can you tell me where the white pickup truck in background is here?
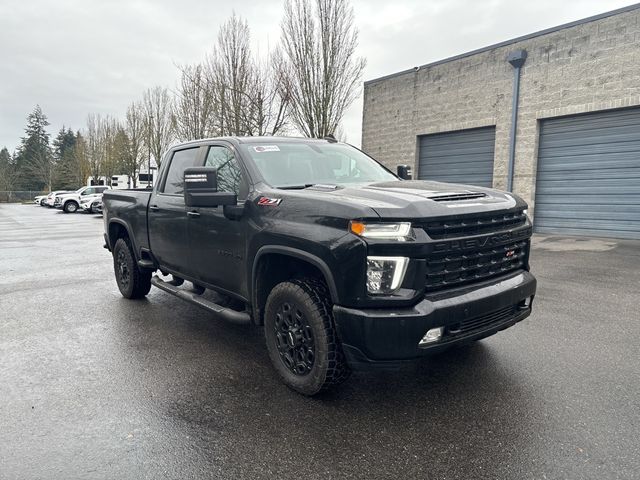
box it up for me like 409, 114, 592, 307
54, 186, 110, 213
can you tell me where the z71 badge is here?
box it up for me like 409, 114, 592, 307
257, 197, 282, 206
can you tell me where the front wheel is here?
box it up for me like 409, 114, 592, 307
264, 278, 350, 395
63, 201, 78, 213
113, 238, 152, 299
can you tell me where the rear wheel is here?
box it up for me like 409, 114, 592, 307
113, 238, 152, 299
264, 278, 350, 395
63, 201, 78, 213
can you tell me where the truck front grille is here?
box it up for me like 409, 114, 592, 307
422, 209, 527, 240
425, 239, 529, 292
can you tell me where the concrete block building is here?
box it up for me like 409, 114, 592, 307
361, 4, 640, 239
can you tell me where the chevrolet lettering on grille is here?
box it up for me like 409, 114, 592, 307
432, 226, 531, 253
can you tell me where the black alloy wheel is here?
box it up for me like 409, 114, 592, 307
112, 238, 152, 299
273, 301, 316, 376
264, 278, 350, 395
116, 247, 130, 291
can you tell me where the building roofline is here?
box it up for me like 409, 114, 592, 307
364, 2, 640, 86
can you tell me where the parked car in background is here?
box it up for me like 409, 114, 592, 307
46, 190, 74, 207
80, 195, 103, 214
34, 195, 47, 206
54, 186, 110, 213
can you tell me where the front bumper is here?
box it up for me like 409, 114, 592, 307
333, 271, 536, 370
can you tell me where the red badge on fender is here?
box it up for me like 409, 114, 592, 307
258, 197, 282, 206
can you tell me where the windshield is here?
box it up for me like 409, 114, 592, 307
239, 142, 396, 188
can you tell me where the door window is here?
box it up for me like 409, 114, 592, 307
205, 146, 247, 199
162, 148, 200, 195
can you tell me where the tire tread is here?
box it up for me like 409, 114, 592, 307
113, 237, 152, 299
265, 277, 350, 395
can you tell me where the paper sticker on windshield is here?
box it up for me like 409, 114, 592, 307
253, 145, 280, 153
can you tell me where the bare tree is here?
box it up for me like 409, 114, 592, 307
245, 50, 289, 136
207, 13, 254, 136
203, 13, 290, 137
100, 116, 121, 185
124, 101, 146, 187
279, 0, 365, 138
173, 63, 218, 141
85, 114, 102, 184
142, 86, 174, 166
71, 132, 90, 187
84, 114, 120, 185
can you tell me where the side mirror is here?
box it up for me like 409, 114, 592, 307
184, 167, 237, 207
397, 165, 412, 180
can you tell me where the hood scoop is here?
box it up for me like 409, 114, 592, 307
428, 192, 487, 202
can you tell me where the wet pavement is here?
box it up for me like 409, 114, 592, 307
1, 203, 638, 479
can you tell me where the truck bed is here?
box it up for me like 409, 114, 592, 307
103, 189, 152, 253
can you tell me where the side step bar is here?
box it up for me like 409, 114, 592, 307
151, 276, 251, 325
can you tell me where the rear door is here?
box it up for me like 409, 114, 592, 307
187, 143, 250, 297
148, 146, 202, 274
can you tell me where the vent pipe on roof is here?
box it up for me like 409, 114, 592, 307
506, 49, 527, 192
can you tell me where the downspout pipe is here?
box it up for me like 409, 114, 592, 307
506, 49, 527, 192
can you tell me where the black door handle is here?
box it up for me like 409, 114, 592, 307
187, 211, 200, 218
149, 205, 160, 212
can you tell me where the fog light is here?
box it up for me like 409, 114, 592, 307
419, 327, 444, 346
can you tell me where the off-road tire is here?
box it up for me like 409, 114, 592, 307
63, 201, 78, 213
113, 238, 152, 299
264, 278, 351, 395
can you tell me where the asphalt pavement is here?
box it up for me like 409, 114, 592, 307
1, 203, 638, 480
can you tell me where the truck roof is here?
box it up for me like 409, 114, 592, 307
172, 136, 339, 149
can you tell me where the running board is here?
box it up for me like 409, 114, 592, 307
151, 276, 251, 324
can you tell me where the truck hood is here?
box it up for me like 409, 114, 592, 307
294, 180, 525, 219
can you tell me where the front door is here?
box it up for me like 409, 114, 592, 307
187, 144, 249, 297
147, 146, 201, 274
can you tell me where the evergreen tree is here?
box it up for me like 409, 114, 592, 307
0, 147, 14, 191
14, 105, 52, 191
52, 127, 79, 189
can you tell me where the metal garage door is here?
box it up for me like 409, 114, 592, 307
534, 108, 640, 239
418, 126, 495, 187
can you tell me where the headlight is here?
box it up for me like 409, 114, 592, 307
366, 256, 409, 294
350, 221, 412, 240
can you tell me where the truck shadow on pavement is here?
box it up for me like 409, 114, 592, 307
110, 292, 540, 478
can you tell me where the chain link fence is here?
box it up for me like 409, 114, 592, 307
0, 191, 46, 203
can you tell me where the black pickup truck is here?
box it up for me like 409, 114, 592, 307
103, 136, 536, 395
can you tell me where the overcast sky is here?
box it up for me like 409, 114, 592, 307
0, 0, 635, 152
